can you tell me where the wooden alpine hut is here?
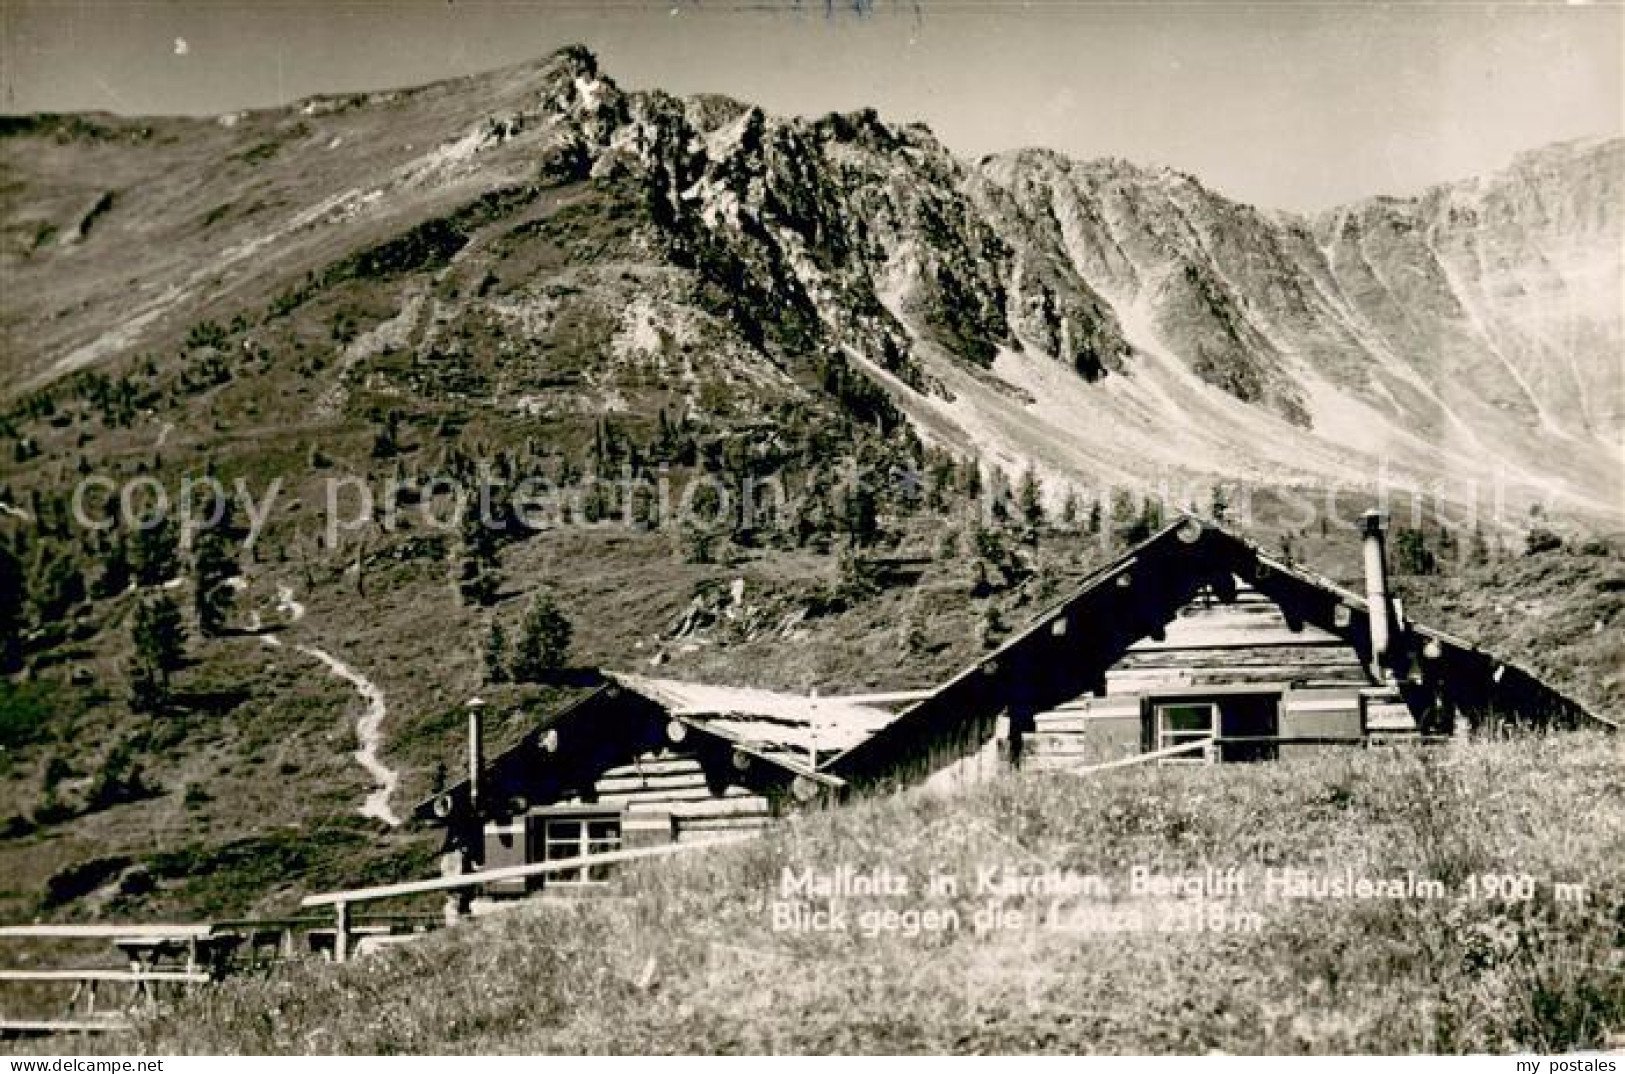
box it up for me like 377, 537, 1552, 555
824, 512, 1603, 790
416, 513, 1604, 891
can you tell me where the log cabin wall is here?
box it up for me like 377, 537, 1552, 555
559, 749, 775, 842
481, 746, 777, 893
1025, 697, 1140, 771
1022, 579, 1370, 769
1104, 582, 1369, 693
918, 715, 1013, 794
472, 691, 793, 892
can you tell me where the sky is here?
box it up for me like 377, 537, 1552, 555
2, 1, 1620, 211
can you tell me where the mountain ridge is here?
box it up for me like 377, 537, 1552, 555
2, 45, 1620, 518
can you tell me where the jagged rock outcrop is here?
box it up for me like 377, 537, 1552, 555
3, 46, 1618, 515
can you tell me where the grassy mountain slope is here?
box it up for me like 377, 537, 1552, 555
111, 733, 1625, 1055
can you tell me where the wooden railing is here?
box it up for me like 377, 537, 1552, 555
299, 834, 758, 962
0, 930, 217, 1037
1067, 732, 1428, 776
0, 924, 211, 940
0, 970, 208, 984
0, 914, 428, 1033
1, 833, 762, 1031
1070, 737, 1216, 774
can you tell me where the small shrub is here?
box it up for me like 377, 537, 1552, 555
43, 855, 133, 908
1525, 527, 1564, 556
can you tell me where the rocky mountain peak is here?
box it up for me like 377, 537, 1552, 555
2, 53, 1617, 518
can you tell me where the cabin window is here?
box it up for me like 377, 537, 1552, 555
540, 814, 622, 883
1155, 702, 1217, 763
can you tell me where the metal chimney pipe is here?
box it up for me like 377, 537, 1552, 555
1359, 511, 1394, 677
467, 696, 485, 820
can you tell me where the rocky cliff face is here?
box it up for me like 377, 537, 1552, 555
4, 47, 1618, 516
972, 140, 1621, 513
1312, 138, 1623, 472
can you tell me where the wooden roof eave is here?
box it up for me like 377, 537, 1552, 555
1218, 532, 1607, 729
413, 683, 845, 826
663, 714, 846, 789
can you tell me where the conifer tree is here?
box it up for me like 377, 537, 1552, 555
128, 595, 185, 711
0, 545, 24, 673
987, 467, 1012, 525
133, 595, 185, 675
1468, 523, 1491, 567
484, 620, 510, 684
455, 494, 501, 606
842, 476, 879, 547
192, 530, 236, 635
1017, 465, 1045, 531
511, 591, 573, 682
35, 557, 85, 621
130, 517, 179, 587
1058, 488, 1079, 529
94, 536, 131, 599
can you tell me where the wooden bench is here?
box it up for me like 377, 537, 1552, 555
114, 934, 239, 979
0, 924, 220, 1031
0, 968, 207, 1029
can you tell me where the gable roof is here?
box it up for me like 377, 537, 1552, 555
411, 675, 855, 825
607, 673, 900, 764
823, 516, 1607, 789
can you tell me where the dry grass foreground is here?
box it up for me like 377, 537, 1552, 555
123, 733, 1622, 1054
